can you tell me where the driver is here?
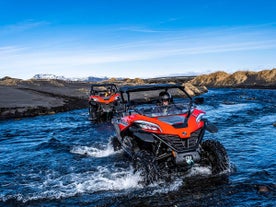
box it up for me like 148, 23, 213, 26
153, 91, 174, 114
159, 91, 171, 106
105, 87, 113, 97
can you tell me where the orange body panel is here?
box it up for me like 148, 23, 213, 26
118, 108, 205, 138
89, 93, 119, 104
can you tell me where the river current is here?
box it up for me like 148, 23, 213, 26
0, 88, 275, 206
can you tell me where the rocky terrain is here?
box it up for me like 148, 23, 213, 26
1, 68, 275, 120
0, 78, 89, 120
0, 76, 205, 120
190, 68, 276, 88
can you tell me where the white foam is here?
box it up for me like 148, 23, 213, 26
187, 165, 212, 177
75, 168, 142, 193
0, 163, 222, 203
70, 142, 121, 157
151, 178, 183, 194
1, 139, 228, 204
1, 166, 143, 203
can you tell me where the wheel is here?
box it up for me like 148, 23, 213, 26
133, 150, 161, 185
200, 140, 229, 175
88, 105, 97, 120
122, 136, 139, 156
110, 136, 121, 151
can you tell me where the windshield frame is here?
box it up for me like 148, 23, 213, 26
119, 84, 193, 117
134, 101, 191, 117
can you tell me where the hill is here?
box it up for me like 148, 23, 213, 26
190, 69, 276, 88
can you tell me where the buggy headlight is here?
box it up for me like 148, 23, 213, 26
93, 98, 99, 101
135, 120, 162, 132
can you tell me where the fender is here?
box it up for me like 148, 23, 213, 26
129, 126, 155, 142
134, 132, 155, 143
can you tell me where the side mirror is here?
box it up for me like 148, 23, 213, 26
205, 120, 218, 133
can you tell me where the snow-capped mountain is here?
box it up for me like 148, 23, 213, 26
32, 74, 108, 82
33, 74, 68, 80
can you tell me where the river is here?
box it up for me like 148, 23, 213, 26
0, 88, 275, 206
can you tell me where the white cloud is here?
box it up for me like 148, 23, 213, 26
1, 20, 50, 33
1, 24, 276, 79
116, 26, 163, 33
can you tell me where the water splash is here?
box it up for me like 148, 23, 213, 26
75, 167, 143, 193
0, 166, 143, 203
188, 165, 212, 177
70, 140, 121, 157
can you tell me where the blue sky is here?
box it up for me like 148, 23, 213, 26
0, 0, 276, 79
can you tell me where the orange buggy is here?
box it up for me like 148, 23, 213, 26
112, 84, 229, 184
88, 84, 119, 122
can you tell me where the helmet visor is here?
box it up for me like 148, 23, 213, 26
161, 94, 170, 101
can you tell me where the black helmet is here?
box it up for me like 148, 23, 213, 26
159, 91, 171, 102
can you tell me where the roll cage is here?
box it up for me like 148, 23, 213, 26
118, 84, 194, 117
119, 83, 192, 104
90, 83, 118, 96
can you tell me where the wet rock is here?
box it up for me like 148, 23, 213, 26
246, 97, 257, 100
222, 101, 236, 105
194, 97, 204, 104
257, 185, 270, 193
183, 82, 208, 97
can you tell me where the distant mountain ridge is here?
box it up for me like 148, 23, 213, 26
4, 69, 276, 88
189, 69, 276, 88
33, 74, 108, 82
32, 73, 197, 83
33, 74, 67, 80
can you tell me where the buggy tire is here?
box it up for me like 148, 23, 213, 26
133, 150, 160, 185
200, 140, 229, 175
122, 136, 139, 156
88, 105, 97, 120
111, 136, 122, 151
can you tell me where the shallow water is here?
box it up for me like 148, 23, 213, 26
0, 88, 275, 206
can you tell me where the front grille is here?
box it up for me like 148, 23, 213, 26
101, 104, 113, 112
157, 129, 202, 152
